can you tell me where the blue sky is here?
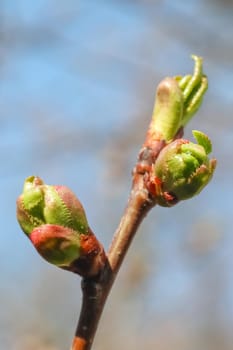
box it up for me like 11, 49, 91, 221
1, 1, 233, 348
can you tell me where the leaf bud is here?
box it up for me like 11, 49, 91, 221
151, 77, 183, 142
17, 176, 106, 277
153, 131, 216, 206
17, 176, 89, 236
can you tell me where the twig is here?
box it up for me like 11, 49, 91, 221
71, 139, 162, 350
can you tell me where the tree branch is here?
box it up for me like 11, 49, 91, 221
71, 168, 156, 350
70, 126, 170, 349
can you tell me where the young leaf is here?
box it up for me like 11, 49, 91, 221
192, 130, 212, 154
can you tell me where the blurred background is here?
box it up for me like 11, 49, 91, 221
1, 1, 233, 349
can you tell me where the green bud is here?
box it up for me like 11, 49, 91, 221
17, 176, 106, 277
153, 131, 216, 206
152, 77, 183, 141
149, 56, 208, 144
17, 176, 89, 236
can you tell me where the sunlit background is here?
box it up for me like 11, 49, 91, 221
1, 1, 233, 349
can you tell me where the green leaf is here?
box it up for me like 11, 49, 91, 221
192, 130, 212, 154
